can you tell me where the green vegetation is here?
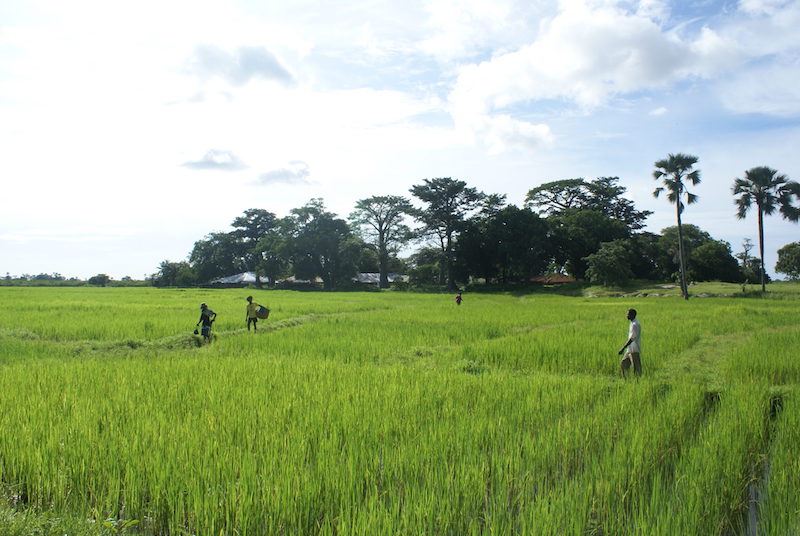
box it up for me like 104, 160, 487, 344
1, 285, 798, 534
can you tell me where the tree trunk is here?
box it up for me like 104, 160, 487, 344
438, 235, 447, 286
676, 203, 689, 300
378, 253, 389, 289
758, 206, 766, 293
445, 235, 457, 291
378, 233, 389, 289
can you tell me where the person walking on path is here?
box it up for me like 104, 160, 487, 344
196, 302, 217, 343
618, 308, 642, 378
246, 296, 263, 332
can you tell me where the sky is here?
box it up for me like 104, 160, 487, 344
1, 0, 799, 280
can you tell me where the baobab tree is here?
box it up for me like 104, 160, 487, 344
350, 195, 413, 288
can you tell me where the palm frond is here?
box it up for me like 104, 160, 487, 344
780, 203, 800, 222
735, 197, 750, 219
732, 178, 752, 195
735, 167, 800, 223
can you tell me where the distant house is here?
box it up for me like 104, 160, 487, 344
352, 273, 409, 285
208, 272, 266, 287
282, 276, 324, 284
529, 274, 576, 284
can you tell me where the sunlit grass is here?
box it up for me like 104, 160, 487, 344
0, 286, 798, 534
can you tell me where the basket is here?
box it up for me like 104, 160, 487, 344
256, 306, 270, 319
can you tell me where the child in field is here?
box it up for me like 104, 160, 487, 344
196, 303, 216, 343
245, 296, 263, 332
455, 292, 462, 305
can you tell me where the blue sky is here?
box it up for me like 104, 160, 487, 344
1, 0, 799, 279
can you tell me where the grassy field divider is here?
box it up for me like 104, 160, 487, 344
509, 382, 712, 534
625, 383, 772, 535
754, 389, 799, 534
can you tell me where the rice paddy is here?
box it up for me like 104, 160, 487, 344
0, 286, 798, 535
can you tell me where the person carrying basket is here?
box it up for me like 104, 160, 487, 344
246, 296, 269, 332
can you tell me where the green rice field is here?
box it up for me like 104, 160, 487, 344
1, 285, 799, 535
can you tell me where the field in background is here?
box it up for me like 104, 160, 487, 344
0, 286, 798, 535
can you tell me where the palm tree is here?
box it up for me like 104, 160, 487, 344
653, 153, 701, 300
732, 166, 800, 292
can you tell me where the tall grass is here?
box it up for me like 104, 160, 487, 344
0, 286, 799, 534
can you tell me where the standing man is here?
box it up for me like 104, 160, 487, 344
618, 308, 642, 378
245, 296, 262, 332
196, 302, 217, 343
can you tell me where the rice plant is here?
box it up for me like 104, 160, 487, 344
0, 286, 798, 534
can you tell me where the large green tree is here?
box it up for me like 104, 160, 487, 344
152, 261, 196, 287
230, 209, 278, 285
549, 210, 629, 279
189, 232, 244, 283
526, 177, 650, 232
732, 166, 800, 292
349, 195, 413, 288
584, 240, 634, 286
284, 199, 365, 290
626, 233, 662, 280
525, 179, 587, 215
657, 224, 712, 282
254, 220, 293, 287
775, 242, 800, 280
409, 178, 485, 289
653, 153, 701, 300
584, 176, 652, 231
455, 204, 550, 284
688, 240, 741, 283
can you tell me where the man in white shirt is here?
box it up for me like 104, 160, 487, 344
618, 308, 642, 378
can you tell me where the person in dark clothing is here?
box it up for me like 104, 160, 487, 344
196, 302, 217, 343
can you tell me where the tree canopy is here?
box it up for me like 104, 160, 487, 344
526, 177, 651, 231
410, 178, 486, 289
776, 242, 800, 280
152, 159, 795, 290
350, 195, 413, 288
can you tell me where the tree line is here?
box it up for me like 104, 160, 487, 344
152, 154, 800, 293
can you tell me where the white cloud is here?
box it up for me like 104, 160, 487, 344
650, 106, 668, 115
729, 0, 800, 56
738, 0, 793, 15
489, 116, 553, 154
419, 0, 516, 60
186, 44, 295, 87
636, 0, 671, 22
446, 0, 749, 152
720, 58, 800, 116
257, 161, 312, 185
182, 150, 247, 171
451, 1, 742, 110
